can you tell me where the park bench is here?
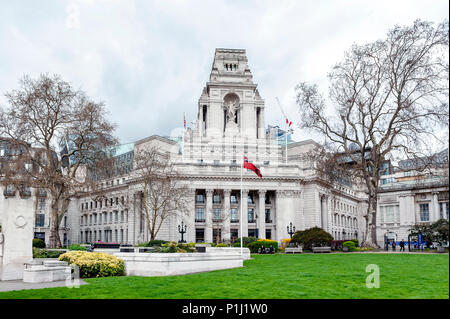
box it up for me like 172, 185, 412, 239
285, 247, 303, 254
258, 247, 275, 254
312, 246, 331, 253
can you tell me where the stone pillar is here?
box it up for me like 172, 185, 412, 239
185, 189, 196, 243
320, 194, 329, 232
205, 189, 214, 243
0, 193, 35, 280
432, 192, 440, 221
240, 189, 249, 238
128, 192, 140, 245
223, 189, 231, 242
257, 189, 266, 239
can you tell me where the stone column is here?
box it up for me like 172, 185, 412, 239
128, 192, 140, 245
185, 189, 196, 243
320, 194, 328, 232
240, 189, 249, 237
432, 192, 440, 221
257, 189, 266, 239
205, 189, 214, 243
223, 189, 231, 242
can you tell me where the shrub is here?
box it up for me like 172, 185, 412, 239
148, 240, 168, 247
232, 237, 258, 247
68, 244, 88, 251
33, 248, 66, 258
291, 227, 333, 251
343, 241, 356, 251
350, 239, 359, 247
215, 243, 229, 247
58, 251, 125, 278
154, 241, 196, 253
247, 240, 279, 253
331, 240, 346, 250
32, 238, 46, 248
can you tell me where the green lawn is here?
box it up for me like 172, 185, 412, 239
0, 253, 448, 299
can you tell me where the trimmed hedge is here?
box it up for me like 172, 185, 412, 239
33, 248, 66, 258
154, 241, 196, 253
58, 251, 125, 278
232, 237, 258, 247
343, 241, 356, 251
148, 240, 169, 247
247, 240, 279, 253
32, 238, 46, 248
215, 243, 229, 247
68, 244, 88, 251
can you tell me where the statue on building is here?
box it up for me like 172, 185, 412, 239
225, 99, 238, 123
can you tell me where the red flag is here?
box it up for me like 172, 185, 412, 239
243, 156, 262, 178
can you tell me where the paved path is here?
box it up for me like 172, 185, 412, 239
0, 279, 88, 292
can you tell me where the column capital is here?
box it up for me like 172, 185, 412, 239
241, 189, 249, 195
258, 189, 267, 195
206, 189, 214, 196
223, 189, 231, 196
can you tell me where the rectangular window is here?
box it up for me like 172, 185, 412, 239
230, 194, 238, 204
265, 209, 271, 223
35, 214, 45, 227
37, 198, 46, 210
213, 208, 221, 221
213, 194, 221, 204
230, 208, 238, 222
381, 205, 399, 223
115, 211, 118, 223
265, 229, 272, 240
265, 193, 271, 204
420, 203, 429, 222
195, 208, 205, 222
248, 208, 255, 223
248, 194, 254, 204
195, 228, 205, 243
230, 229, 238, 242
196, 194, 204, 203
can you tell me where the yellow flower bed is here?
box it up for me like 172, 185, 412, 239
58, 251, 125, 278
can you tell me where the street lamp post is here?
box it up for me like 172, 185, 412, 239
287, 222, 296, 239
178, 221, 187, 243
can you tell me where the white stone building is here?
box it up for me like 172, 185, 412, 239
376, 150, 449, 246
62, 48, 368, 246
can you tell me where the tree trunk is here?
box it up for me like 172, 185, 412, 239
48, 200, 61, 248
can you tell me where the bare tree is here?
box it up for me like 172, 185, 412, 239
295, 20, 449, 247
132, 146, 190, 241
0, 74, 117, 248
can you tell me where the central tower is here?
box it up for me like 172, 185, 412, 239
197, 48, 265, 140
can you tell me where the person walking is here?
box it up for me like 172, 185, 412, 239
400, 239, 405, 252
392, 241, 396, 251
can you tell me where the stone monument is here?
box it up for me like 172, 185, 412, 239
0, 191, 35, 281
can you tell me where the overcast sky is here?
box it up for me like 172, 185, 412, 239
0, 0, 448, 144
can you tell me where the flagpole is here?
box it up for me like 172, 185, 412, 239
182, 112, 185, 162
240, 155, 243, 257
285, 121, 288, 165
